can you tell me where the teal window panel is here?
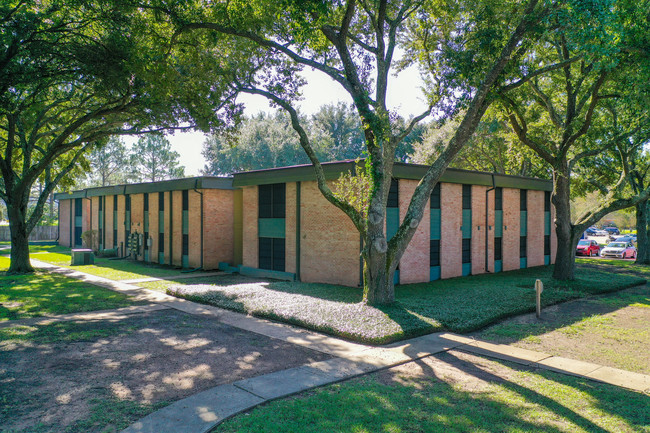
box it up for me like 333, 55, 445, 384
258, 218, 286, 238
182, 255, 189, 268
494, 211, 503, 237
113, 211, 117, 229
98, 213, 103, 229
544, 255, 550, 265
520, 257, 527, 269
430, 266, 441, 281
144, 251, 149, 262
125, 210, 131, 226
182, 210, 189, 234
544, 211, 551, 236
393, 269, 399, 285
159, 211, 164, 232
494, 260, 502, 273
520, 211, 527, 236
430, 209, 441, 240
158, 252, 164, 265
144, 212, 149, 232
75, 216, 82, 227
462, 209, 472, 239
462, 263, 471, 276
386, 208, 399, 241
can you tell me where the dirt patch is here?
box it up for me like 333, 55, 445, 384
0, 309, 331, 432
474, 285, 650, 374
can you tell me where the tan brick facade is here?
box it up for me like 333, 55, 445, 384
242, 186, 258, 268
527, 190, 545, 267
285, 182, 297, 274
188, 189, 202, 268
398, 180, 430, 284
440, 183, 462, 279
502, 188, 520, 272
59, 199, 71, 247
171, 190, 183, 267
148, 193, 159, 263
202, 189, 235, 269
104, 195, 114, 249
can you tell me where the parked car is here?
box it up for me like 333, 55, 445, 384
594, 229, 609, 237
584, 227, 598, 236
600, 241, 637, 259
576, 239, 600, 256
604, 227, 620, 236
614, 235, 634, 243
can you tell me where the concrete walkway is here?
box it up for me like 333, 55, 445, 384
21, 259, 650, 433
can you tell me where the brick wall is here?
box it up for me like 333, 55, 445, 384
471, 185, 488, 275
440, 183, 462, 279
148, 193, 159, 263
242, 186, 258, 268
527, 190, 545, 267
130, 193, 144, 260
300, 180, 359, 287
59, 199, 71, 247
398, 179, 430, 284
502, 188, 520, 271
104, 195, 114, 249
116, 195, 125, 256
171, 190, 183, 267
285, 182, 297, 274
81, 198, 91, 235
202, 188, 235, 269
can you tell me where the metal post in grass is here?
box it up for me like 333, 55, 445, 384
535, 279, 543, 319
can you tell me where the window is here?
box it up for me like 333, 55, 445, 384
158, 192, 164, 211
520, 236, 527, 258
387, 178, 399, 208
259, 183, 286, 218
520, 189, 527, 211
544, 191, 551, 212
259, 238, 285, 271
182, 190, 189, 210
495, 187, 503, 210
125, 194, 131, 211
462, 185, 472, 209
430, 183, 441, 209
462, 238, 471, 263
430, 240, 440, 267
144, 193, 149, 211
495, 237, 503, 261
544, 235, 551, 256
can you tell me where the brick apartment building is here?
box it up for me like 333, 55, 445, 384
55, 161, 556, 286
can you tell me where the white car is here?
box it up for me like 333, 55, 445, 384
600, 241, 637, 259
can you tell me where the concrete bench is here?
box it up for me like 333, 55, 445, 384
71, 249, 94, 265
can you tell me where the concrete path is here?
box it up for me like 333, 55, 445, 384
19, 259, 650, 433
120, 271, 224, 284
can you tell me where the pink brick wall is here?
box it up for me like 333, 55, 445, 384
440, 183, 462, 279
527, 190, 545, 267
172, 190, 183, 267
242, 186, 258, 268
187, 190, 201, 268
164, 192, 171, 265
398, 180, 430, 284
81, 198, 91, 237
202, 189, 235, 269
300, 180, 359, 286
502, 188, 520, 271
285, 183, 297, 274
59, 199, 71, 247
148, 193, 159, 263
471, 185, 488, 276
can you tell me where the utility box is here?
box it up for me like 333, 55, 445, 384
71, 249, 94, 265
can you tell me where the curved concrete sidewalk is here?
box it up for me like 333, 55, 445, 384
25, 259, 650, 433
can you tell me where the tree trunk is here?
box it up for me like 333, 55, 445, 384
6, 202, 35, 274
552, 169, 578, 280
362, 240, 395, 305
635, 201, 649, 264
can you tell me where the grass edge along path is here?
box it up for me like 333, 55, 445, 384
166, 265, 645, 345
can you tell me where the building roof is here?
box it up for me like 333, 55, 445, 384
53, 176, 234, 200
232, 160, 553, 191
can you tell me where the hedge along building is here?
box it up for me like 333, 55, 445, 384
55, 177, 238, 270
56, 161, 556, 286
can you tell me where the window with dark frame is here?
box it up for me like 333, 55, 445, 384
495, 237, 503, 260
113, 195, 118, 247
462, 238, 471, 263
544, 235, 551, 256
429, 239, 440, 267
143, 193, 149, 251
462, 184, 472, 209
387, 178, 399, 208
495, 187, 503, 210
520, 236, 527, 258
158, 192, 164, 252
430, 183, 441, 209
259, 238, 285, 272
520, 189, 527, 211
544, 191, 551, 212
259, 183, 286, 218
182, 190, 189, 256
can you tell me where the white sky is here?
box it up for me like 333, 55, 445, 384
127, 65, 428, 176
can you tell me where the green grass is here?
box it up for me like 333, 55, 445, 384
32, 250, 185, 281
164, 265, 645, 345
215, 357, 650, 433
0, 272, 140, 321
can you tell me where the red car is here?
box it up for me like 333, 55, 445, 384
576, 239, 600, 256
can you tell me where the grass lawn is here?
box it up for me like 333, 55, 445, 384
31, 250, 185, 281
0, 271, 141, 321
162, 264, 645, 344
215, 351, 650, 433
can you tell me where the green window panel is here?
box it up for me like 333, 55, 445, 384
430, 209, 441, 240
494, 211, 503, 237
520, 211, 527, 236
544, 255, 550, 265
98, 213, 103, 229
159, 211, 164, 232
144, 251, 149, 262
258, 218, 286, 238
494, 260, 502, 273
144, 212, 149, 232
544, 211, 551, 236
125, 210, 131, 226
430, 266, 441, 281
113, 211, 117, 229
462, 209, 472, 239
182, 255, 189, 268
182, 210, 189, 234
386, 208, 399, 241
393, 269, 399, 285
462, 263, 471, 276
158, 252, 164, 265
520, 257, 528, 269
75, 216, 82, 227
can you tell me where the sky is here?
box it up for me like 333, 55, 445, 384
127, 65, 429, 176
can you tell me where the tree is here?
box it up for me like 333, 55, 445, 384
130, 134, 185, 182
163, 0, 572, 304
0, 1, 233, 273
494, 4, 650, 279
77, 136, 131, 187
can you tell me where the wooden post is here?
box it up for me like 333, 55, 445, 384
535, 279, 543, 319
